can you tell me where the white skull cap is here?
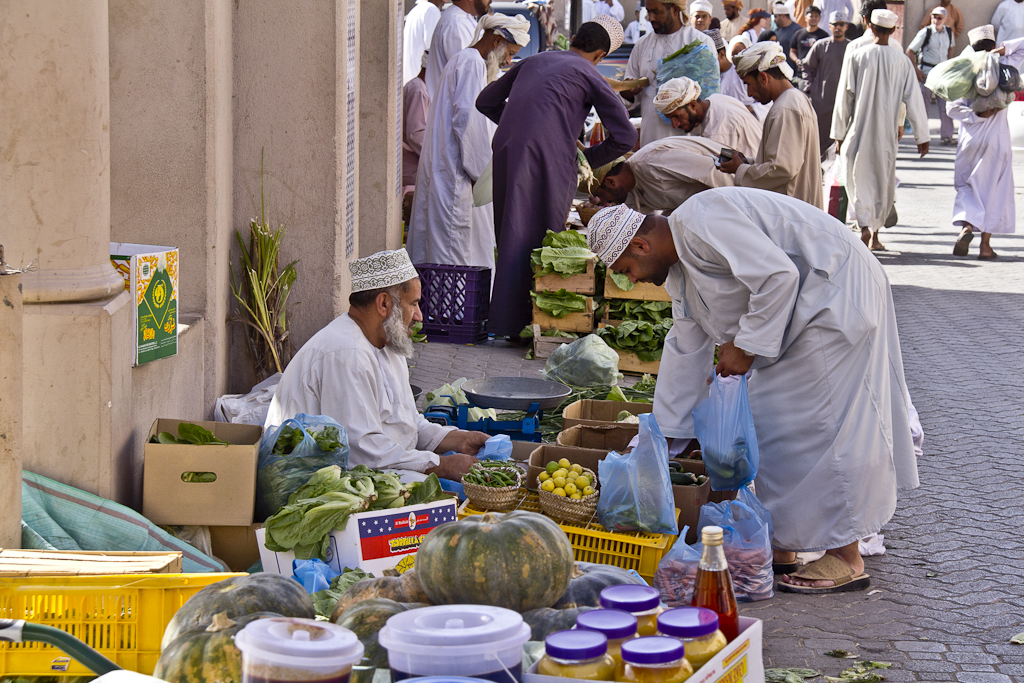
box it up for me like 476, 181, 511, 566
592, 14, 625, 53
871, 9, 898, 29
587, 205, 646, 265
968, 24, 996, 45
349, 249, 419, 293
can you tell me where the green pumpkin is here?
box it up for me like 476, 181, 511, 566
330, 570, 432, 621
155, 611, 281, 683
333, 598, 428, 667
552, 562, 646, 609
415, 510, 575, 613
522, 606, 596, 641
161, 573, 313, 650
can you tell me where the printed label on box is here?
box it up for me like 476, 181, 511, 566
50, 657, 71, 672
344, 504, 457, 562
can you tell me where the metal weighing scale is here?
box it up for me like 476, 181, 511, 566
423, 377, 571, 442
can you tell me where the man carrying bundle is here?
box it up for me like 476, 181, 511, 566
653, 75, 762, 159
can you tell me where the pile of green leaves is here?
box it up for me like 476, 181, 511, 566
594, 319, 674, 362
766, 669, 820, 683
824, 661, 891, 683
263, 464, 448, 561
532, 289, 588, 318
606, 299, 672, 324
273, 425, 343, 456
530, 230, 594, 278
664, 39, 704, 61
149, 423, 228, 446
608, 271, 635, 292
311, 567, 374, 618
519, 326, 578, 340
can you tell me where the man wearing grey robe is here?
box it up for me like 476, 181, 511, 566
803, 14, 849, 155
587, 188, 919, 593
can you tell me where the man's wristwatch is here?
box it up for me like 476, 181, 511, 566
739, 346, 755, 358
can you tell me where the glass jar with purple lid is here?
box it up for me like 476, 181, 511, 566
599, 585, 662, 636
537, 630, 616, 680
656, 607, 727, 670
575, 609, 638, 665
615, 636, 693, 683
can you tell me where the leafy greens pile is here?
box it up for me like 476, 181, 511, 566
606, 299, 672, 325
150, 423, 228, 446
311, 567, 374, 618
273, 425, 343, 456
608, 271, 635, 292
594, 319, 674, 362
532, 289, 588, 318
530, 230, 594, 278
263, 464, 448, 561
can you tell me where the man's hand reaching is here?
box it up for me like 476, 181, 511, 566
436, 430, 490, 456
714, 340, 755, 380
425, 453, 479, 481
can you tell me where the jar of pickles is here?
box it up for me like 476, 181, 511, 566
656, 608, 727, 671
538, 630, 616, 681
575, 609, 638, 665
615, 637, 693, 683
599, 585, 662, 636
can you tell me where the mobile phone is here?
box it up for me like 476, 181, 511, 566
717, 148, 735, 167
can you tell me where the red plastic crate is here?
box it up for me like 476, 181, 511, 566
415, 263, 490, 329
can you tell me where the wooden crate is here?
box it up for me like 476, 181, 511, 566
604, 274, 671, 301
535, 259, 596, 295
597, 320, 661, 375
532, 297, 594, 333
0, 550, 182, 576
530, 324, 573, 360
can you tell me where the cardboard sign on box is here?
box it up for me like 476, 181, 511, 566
561, 399, 652, 430
526, 617, 764, 683
143, 419, 262, 527
110, 243, 179, 366
257, 498, 459, 576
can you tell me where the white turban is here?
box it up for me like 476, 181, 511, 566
870, 9, 897, 29
349, 249, 419, 293
729, 34, 752, 52
472, 13, 532, 48
968, 24, 996, 45
592, 14, 625, 53
654, 76, 703, 115
587, 205, 647, 265
689, 0, 713, 15
734, 41, 794, 80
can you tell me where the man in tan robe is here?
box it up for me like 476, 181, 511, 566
719, 42, 823, 209
654, 75, 762, 159
590, 136, 736, 213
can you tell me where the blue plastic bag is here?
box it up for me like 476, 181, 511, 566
478, 434, 513, 461
292, 558, 339, 594
257, 414, 350, 519
655, 43, 721, 124
597, 414, 679, 536
691, 374, 759, 491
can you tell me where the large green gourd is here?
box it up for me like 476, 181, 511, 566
522, 606, 596, 641
329, 570, 431, 621
333, 598, 429, 667
161, 573, 313, 650
155, 612, 280, 683
415, 511, 574, 612
552, 562, 646, 609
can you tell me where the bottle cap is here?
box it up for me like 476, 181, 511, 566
620, 636, 686, 665
657, 607, 720, 638
599, 584, 661, 612
701, 525, 724, 545
544, 629, 608, 661
234, 618, 364, 669
575, 609, 638, 640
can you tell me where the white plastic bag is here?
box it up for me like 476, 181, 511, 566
214, 373, 281, 425
542, 334, 621, 388
976, 51, 1001, 96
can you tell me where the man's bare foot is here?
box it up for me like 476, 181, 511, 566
781, 542, 864, 588
979, 233, 996, 260
869, 232, 886, 251
860, 227, 871, 248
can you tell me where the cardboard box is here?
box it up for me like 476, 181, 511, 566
556, 423, 638, 451
534, 259, 596, 294
143, 419, 262, 526
532, 297, 595, 333
561, 399, 653, 430
510, 439, 540, 463
603, 274, 671, 302
110, 243, 179, 365
210, 524, 263, 572
0, 550, 182, 576
257, 498, 459, 576
525, 617, 764, 683
525, 444, 611, 489
672, 459, 711, 545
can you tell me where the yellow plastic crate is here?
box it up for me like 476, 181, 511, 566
0, 572, 245, 677
460, 490, 676, 584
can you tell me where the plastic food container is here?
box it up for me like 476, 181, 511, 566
656, 608, 727, 670
575, 609, 639, 665
599, 585, 663, 636
615, 637, 693, 683
538, 630, 616, 680
378, 604, 531, 683
235, 617, 364, 683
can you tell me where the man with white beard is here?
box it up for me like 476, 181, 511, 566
407, 15, 530, 272
265, 249, 488, 483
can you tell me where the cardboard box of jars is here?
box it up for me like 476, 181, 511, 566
524, 616, 765, 683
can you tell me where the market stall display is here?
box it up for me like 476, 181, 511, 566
155, 611, 283, 683
538, 456, 600, 524
595, 276, 673, 376
332, 598, 429, 669
424, 377, 572, 441
536, 630, 617, 680
616, 636, 694, 683
461, 461, 527, 511
531, 230, 598, 335
234, 617, 364, 683
575, 609, 639, 667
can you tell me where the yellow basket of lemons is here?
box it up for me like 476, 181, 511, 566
538, 457, 599, 524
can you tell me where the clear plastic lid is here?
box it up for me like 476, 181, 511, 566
575, 609, 638, 640
545, 629, 608, 661
234, 618, 363, 669
621, 636, 686, 665
599, 585, 661, 613
657, 607, 720, 639
377, 604, 530, 657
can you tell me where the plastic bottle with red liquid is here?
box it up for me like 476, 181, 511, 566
690, 525, 740, 642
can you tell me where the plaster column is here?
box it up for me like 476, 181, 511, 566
0, 270, 23, 548
357, 0, 404, 256
0, 1, 134, 503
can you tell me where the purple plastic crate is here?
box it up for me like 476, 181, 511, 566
422, 320, 488, 345
414, 263, 490, 327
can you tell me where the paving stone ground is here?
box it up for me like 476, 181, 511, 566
407, 116, 1024, 681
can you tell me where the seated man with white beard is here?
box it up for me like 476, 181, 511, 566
265, 249, 487, 482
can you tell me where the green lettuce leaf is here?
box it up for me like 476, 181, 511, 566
609, 271, 635, 292
531, 289, 588, 318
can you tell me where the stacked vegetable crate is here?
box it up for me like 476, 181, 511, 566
597, 273, 672, 375
529, 231, 596, 357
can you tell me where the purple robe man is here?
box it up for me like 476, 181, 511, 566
476, 17, 638, 337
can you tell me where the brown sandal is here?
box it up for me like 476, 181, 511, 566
777, 554, 870, 594
953, 228, 973, 256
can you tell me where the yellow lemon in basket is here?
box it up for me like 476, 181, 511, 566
541, 479, 556, 492
582, 485, 595, 496
552, 476, 566, 489
554, 468, 568, 478
538, 472, 550, 483
546, 461, 559, 474
576, 475, 591, 488
570, 493, 582, 500
570, 463, 584, 474
553, 487, 567, 497
565, 471, 578, 481
564, 482, 578, 495
558, 458, 571, 469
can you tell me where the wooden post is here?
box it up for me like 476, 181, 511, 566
570, 0, 582, 35
0, 265, 23, 548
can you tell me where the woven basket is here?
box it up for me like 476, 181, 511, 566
461, 465, 523, 511
539, 467, 599, 524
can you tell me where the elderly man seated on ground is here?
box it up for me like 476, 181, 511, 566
653, 76, 762, 160
265, 248, 487, 482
